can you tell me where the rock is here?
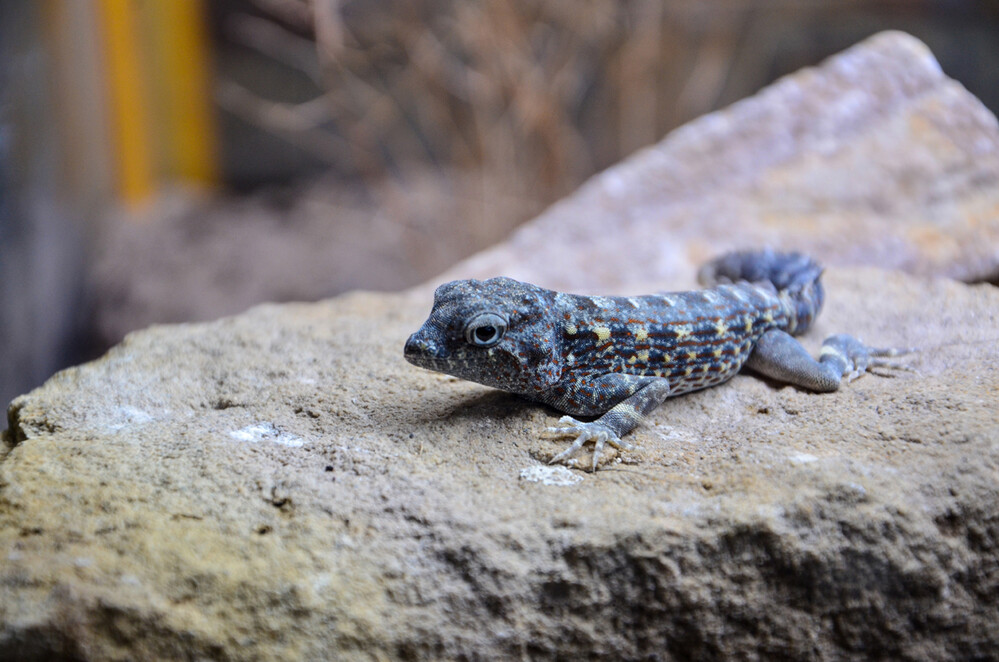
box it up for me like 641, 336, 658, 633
4, 31, 999, 660
3, 270, 999, 660
438, 31, 999, 293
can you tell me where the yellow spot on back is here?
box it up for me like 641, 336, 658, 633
565, 323, 577, 335
713, 348, 723, 358
675, 325, 692, 339
594, 326, 611, 341
637, 350, 650, 363
744, 318, 753, 332
684, 366, 693, 376
686, 351, 697, 360
634, 327, 648, 342
714, 321, 729, 336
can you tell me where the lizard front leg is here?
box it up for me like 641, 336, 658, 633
544, 374, 672, 471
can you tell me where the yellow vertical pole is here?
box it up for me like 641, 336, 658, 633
97, 0, 156, 206
153, 0, 218, 186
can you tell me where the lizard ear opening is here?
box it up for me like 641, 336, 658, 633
464, 312, 507, 348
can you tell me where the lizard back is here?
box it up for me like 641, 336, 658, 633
552, 284, 781, 402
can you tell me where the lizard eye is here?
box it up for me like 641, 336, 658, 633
464, 312, 507, 348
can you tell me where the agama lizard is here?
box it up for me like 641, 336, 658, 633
404, 250, 909, 471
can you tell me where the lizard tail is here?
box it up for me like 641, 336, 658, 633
697, 249, 825, 335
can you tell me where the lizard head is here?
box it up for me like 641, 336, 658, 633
404, 277, 562, 395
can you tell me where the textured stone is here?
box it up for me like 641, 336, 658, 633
2, 270, 999, 660
3, 31, 999, 661
438, 31, 999, 293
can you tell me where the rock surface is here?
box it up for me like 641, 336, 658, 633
3, 31, 999, 661
3, 271, 999, 660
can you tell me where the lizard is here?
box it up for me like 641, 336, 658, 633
404, 249, 910, 471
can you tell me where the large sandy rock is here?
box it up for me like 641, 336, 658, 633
3, 32, 999, 660
3, 271, 998, 660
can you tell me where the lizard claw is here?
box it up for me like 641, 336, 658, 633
544, 416, 633, 471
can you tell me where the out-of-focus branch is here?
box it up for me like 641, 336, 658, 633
312, 0, 344, 71
215, 80, 350, 163
248, 0, 313, 32
219, 0, 758, 201
228, 12, 322, 84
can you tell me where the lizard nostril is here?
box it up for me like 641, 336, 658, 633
404, 334, 435, 358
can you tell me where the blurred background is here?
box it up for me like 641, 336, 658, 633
2, 0, 998, 407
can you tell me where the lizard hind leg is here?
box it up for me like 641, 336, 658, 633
746, 329, 914, 392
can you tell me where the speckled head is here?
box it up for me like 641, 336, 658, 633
404, 277, 562, 396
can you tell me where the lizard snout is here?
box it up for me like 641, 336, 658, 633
404, 333, 443, 364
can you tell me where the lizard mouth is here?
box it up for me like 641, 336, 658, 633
404, 333, 502, 382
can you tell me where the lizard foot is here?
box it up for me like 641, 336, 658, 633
542, 416, 634, 472
823, 334, 917, 383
